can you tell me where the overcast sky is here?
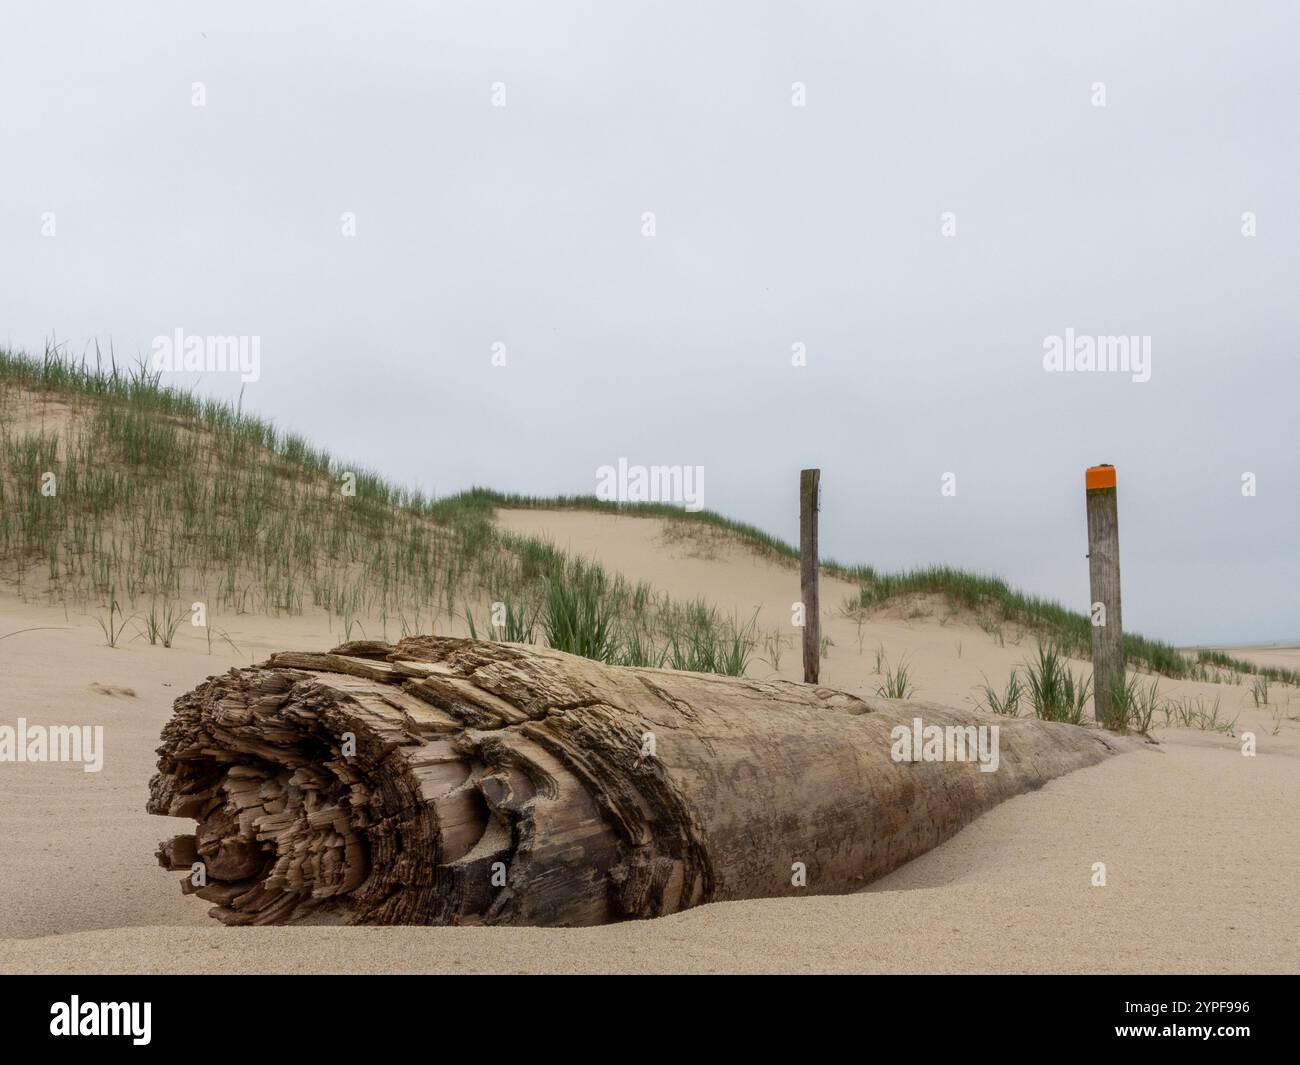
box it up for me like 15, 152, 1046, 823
2, 1, 1296, 645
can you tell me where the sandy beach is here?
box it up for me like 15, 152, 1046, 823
4, 0, 1300, 1000
1, 510, 1295, 974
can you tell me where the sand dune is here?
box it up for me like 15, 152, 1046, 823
1216, 646, 1300, 674
0, 510, 1296, 973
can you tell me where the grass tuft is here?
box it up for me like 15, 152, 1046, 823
1021, 644, 1092, 725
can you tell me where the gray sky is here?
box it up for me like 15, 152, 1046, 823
2, 1, 1296, 645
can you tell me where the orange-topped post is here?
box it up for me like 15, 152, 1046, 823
1085, 464, 1124, 728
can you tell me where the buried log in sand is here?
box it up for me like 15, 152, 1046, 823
147, 637, 1133, 926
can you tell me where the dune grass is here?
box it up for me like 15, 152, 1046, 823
1020, 643, 1092, 725
454, 493, 1294, 686
1, 343, 1291, 688
0, 344, 756, 671
875, 655, 917, 700
974, 670, 1024, 717
977, 660, 1241, 735
455, 488, 802, 564
843, 564, 1252, 683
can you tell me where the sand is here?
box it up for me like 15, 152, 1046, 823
1216, 646, 1300, 674
0, 509, 1296, 973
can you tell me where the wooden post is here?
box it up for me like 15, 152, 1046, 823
800, 468, 821, 685
1085, 464, 1124, 729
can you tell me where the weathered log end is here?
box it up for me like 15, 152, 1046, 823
147, 637, 1135, 926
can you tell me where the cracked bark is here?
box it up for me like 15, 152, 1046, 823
147, 636, 1131, 926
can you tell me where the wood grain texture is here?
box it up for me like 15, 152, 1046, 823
800, 468, 821, 684
1087, 478, 1125, 728
148, 636, 1133, 926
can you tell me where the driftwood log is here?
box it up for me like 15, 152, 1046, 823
148, 637, 1130, 926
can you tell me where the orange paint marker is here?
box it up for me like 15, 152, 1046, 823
1085, 464, 1116, 490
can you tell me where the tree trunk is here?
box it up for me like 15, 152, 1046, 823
148, 636, 1132, 926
